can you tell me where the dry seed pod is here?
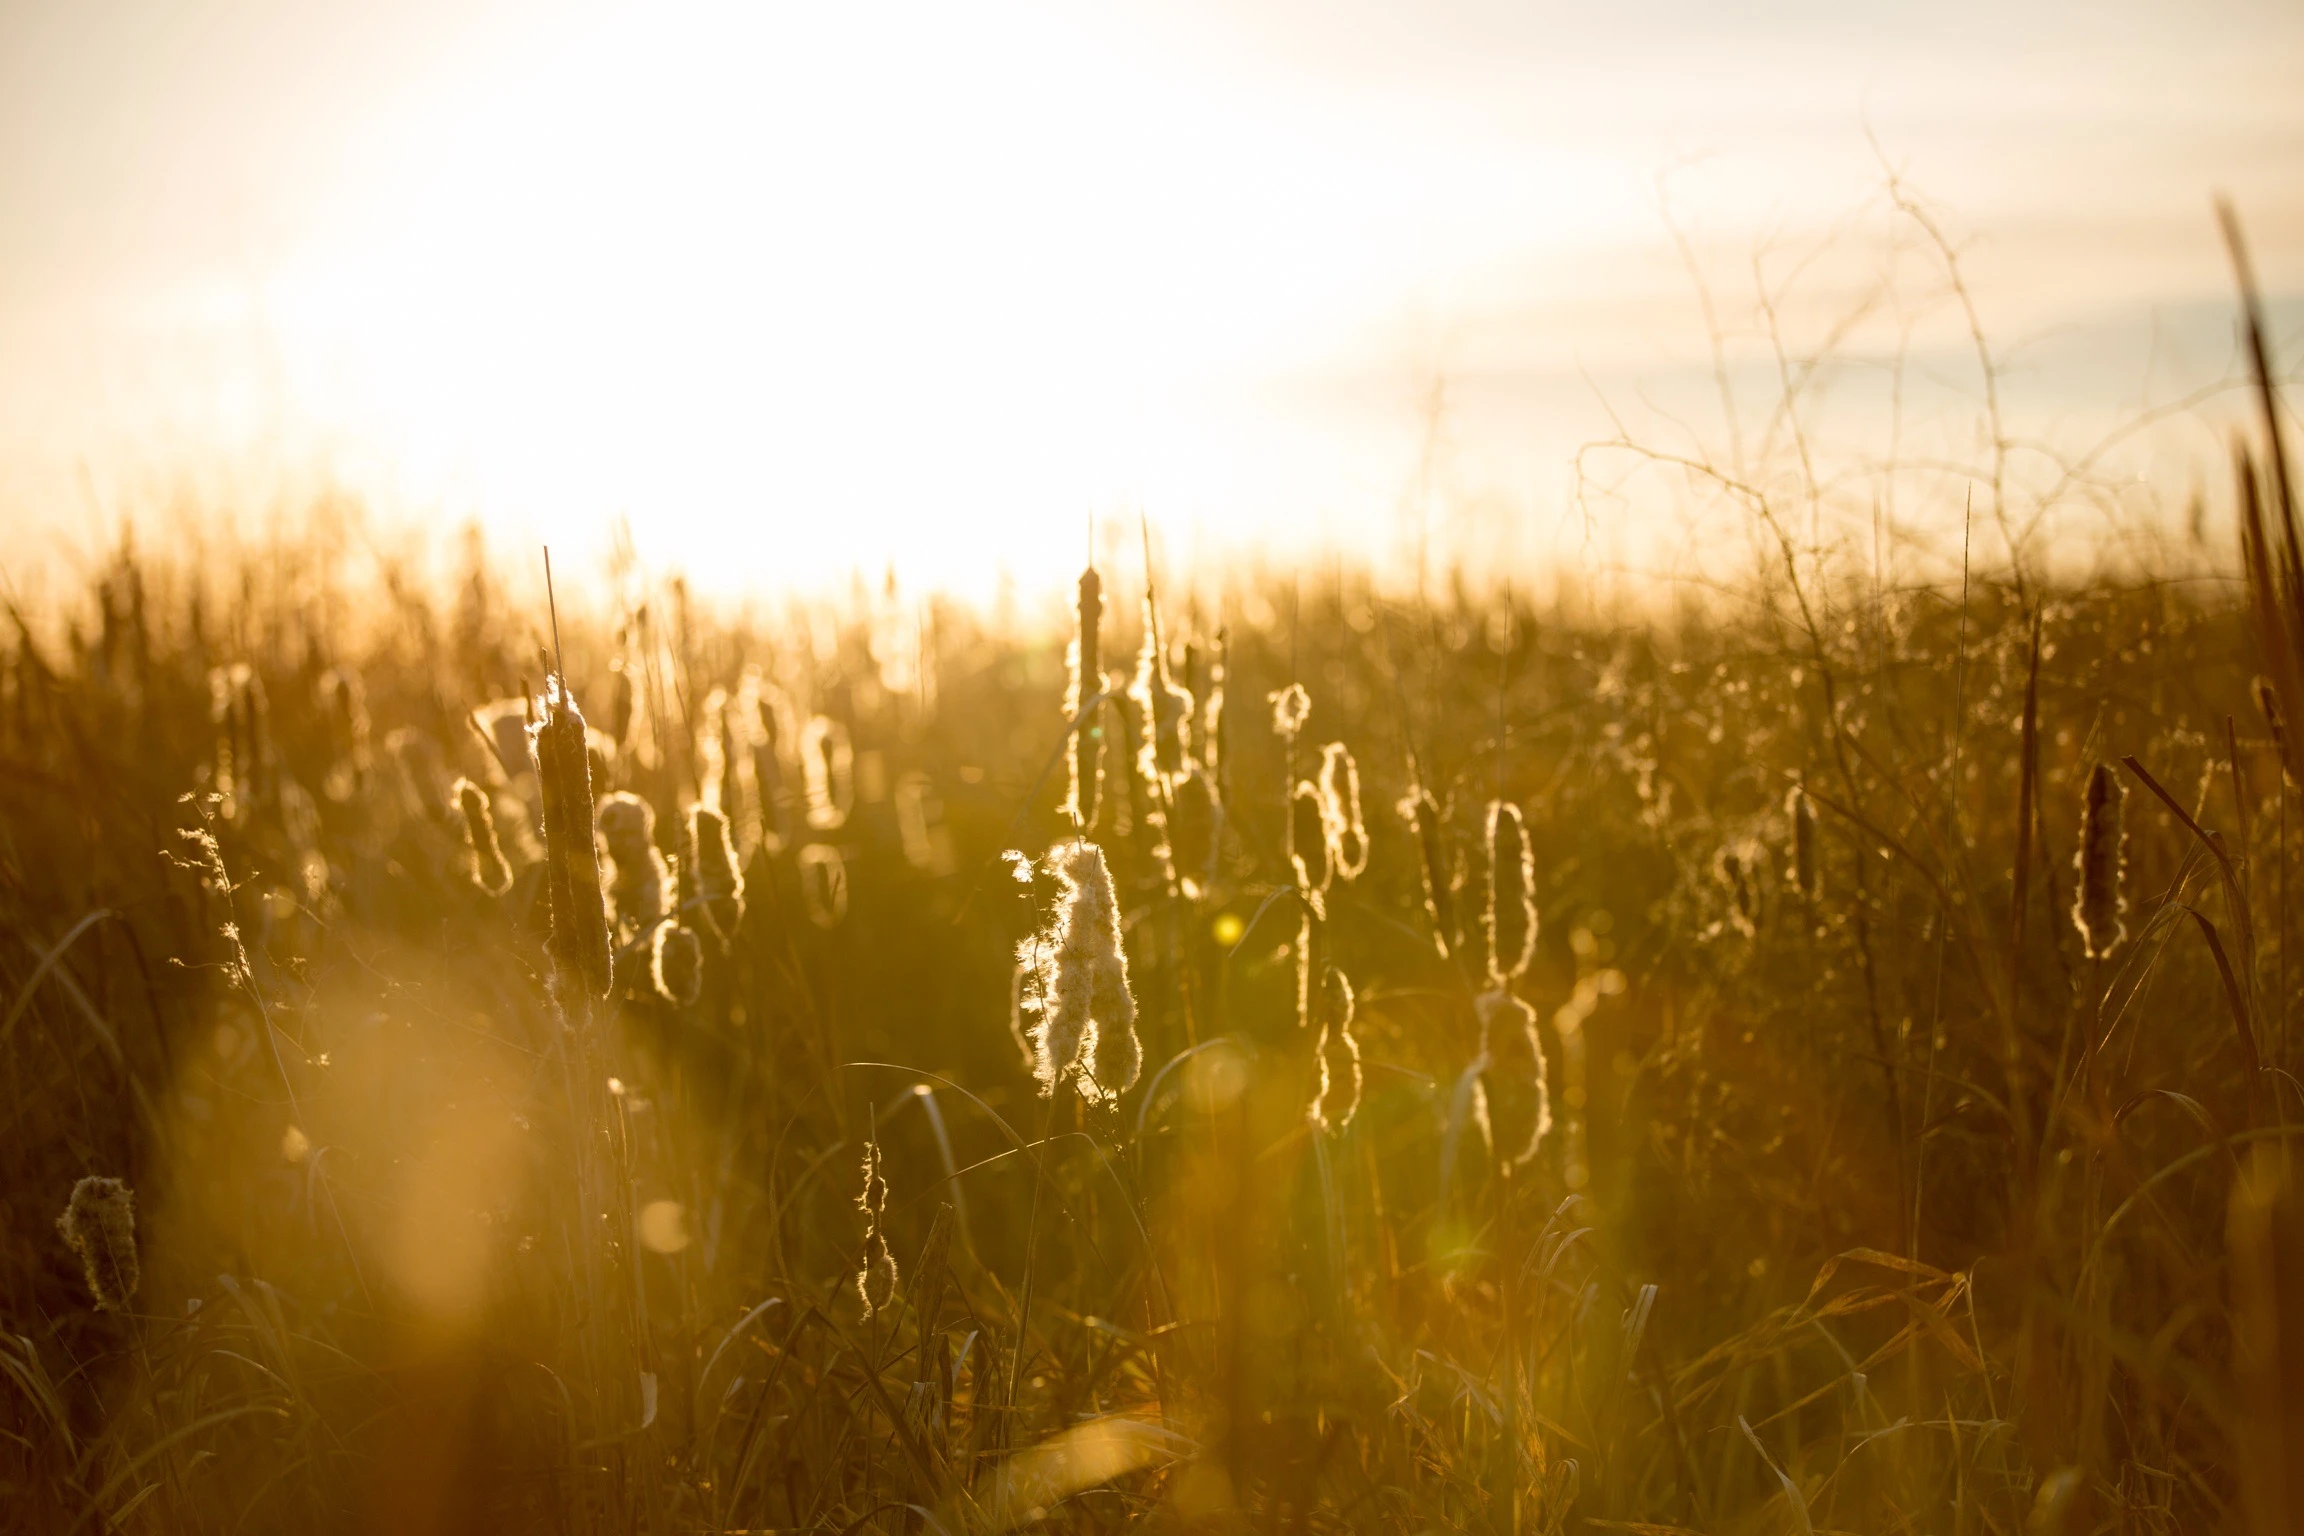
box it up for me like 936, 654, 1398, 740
57, 1176, 138, 1313
802, 716, 855, 830
1167, 763, 1218, 899
798, 842, 849, 928
1476, 988, 1552, 1167
688, 805, 745, 944
649, 921, 703, 1007
1786, 784, 1820, 900
1068, 569, 1105, 828
1270, 683, 1310, 741
2073, 762, 2128, 960
1022, 841, 1137, 1102
597, 793, 669, 940
854, 1134, 898, 1320
452, 777, 513, 896
608, 656, 635, 748
1482, 801, 1537, 986
1717, 848, 1757, 938
1290, 783, 1333, 909
530, 676, 613, 1001
1308, 965, 1363, 1133
1399, 785, 1454, 960
1319, 742, 1368, 881
1129, 598, 1194, 790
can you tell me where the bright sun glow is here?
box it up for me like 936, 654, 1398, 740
0, 0, 2297, 593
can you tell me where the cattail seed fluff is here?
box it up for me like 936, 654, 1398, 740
1482, 801, 1537, 986
1290, 783, 1334, 908
855, 1135, 898, 1320
597, 792, 669, 940
452, 777, 513, 896
1786, 784, 1820, 899
2073, 762, 2128, 960
798, 842, 849, 928
57, 1175, 139, 1313
1319, 742, 1368, 881
1308, 964, 1364, 1133
688, 805, 746, 944
1023, 841, 1136, 1101
530, 676, 613, 1001
1476, 988, 1552, 1167
650, 920, 704, 1006
1067, 567, 1105, 829
1399, 786, 1455, 960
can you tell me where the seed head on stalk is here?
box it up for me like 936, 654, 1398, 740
855, 1124, 898, 1320
57, 1176, 139, 1313
1319, 742, 1368, 881
1475, 987, 1552, 1167
1786, 783, 1820, 900
688, 804, 745, 945
1067, 566, 1104, 830
1482, 801, 1536, 987
1017, 841, 1138, 1103
452, 777, 513, 896
530, 673, 613, 1002
649, 920, 703, 1006
1308, 964, 1364, 1133
596, 792, 668, 940
1399, 780, 1455, 959
2073, 761, 2128, 960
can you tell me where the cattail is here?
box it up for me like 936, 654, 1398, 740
57, 1175, 138, 1313
1308, 964, 1364, 1133
530, 676, 613, 1001
608, 654, 636, 748
855, 1130, 898, 1320
1482, 801, 1537, 986
452, 777, 513, 896
473, 698, 535, 783
1129, 600, 1194, 791
802, 716, 854, 830
1319, 742, 1368, 881
2258, 677, 2292, 784
1021, 841, 1137, 1101
799, 843, 849, 928
1718, 849, 1757, 937
2073, 762, 2128, 960
1476, 988, 1552, 1167
688, 805, 745, 945
1067, 566, 1104, 829
1399, 783, 1455, 960
1270, 683, 1311, 741
1290, 783, 1334, 912
1786, 784, 1820, 900
1167, 763, 1218, 899
1205, 626, 1228, 789
649, 920, 703, 1006
596, 792, 669, 940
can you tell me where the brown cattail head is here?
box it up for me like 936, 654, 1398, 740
2073, 761, 2128, 960
649, 920, 703, 1007
608, 654, 636, 748
1129, 598, 1194, 790
1308, 964, 1364, 1133
802, 716, 855, 831
798, 842, 849, 928
1718, 848, 1758, 937
57, 1175, 139, 1313
1786, 784, 1820, 900
1475, 988, 1552, 1168
1399, 784, 1454, 960
597, 792, 669, 940
1319, 742, 1368, 881
2258, 676, 2293, 784
1290, 783, 1334, 911
529, 675, 612, 1001
688, 804, 746, 945
1067, 567, 1105, 829
452, 777, 513, 896
1021, 841, 1137, 1102
855, 1133, 898, 1320
1270, 683, 1311, 741
1482, 801, 1537, 986
1167, 763, 1219, 900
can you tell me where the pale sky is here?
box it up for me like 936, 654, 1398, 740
0, 0, 2297, 594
